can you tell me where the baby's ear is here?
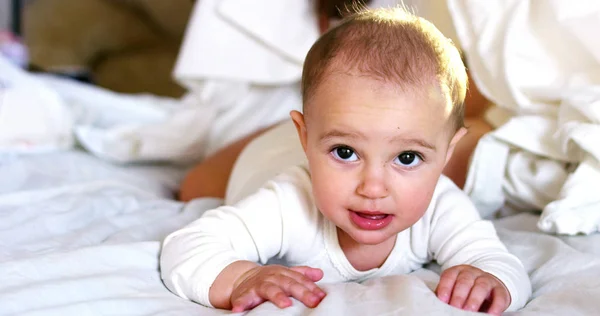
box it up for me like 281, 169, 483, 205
290, 111, 309, 153
445, 127, 467, 165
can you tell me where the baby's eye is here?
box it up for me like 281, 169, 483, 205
331, 146, 358, 162
394, 152, 422, 168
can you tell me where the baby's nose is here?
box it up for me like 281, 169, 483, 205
356, 167, 388, 199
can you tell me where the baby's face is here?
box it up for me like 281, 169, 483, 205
292, 73, 465, 246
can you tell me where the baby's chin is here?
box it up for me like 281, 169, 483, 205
343, 228, 397, 246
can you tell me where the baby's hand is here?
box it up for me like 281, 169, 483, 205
435, 265, 510, 315
230, 265, 326, 312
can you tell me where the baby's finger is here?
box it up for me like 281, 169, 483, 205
486, 287, 510, 316
259, 281, 293, 309
449, 272, 475, 309
286, 269, 326, 298
231, 290, 265, 313
463, 278, 492, 312
278, 275, 322, 308
290, 266, 324, 282
436, 268, 461, 303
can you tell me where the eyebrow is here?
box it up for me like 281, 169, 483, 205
319, 129, 437, 151
395, 137, 437, 151
320, 129, 363, 141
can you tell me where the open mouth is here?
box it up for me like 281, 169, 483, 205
349, 210, 393, 230
355, 212, 389, 220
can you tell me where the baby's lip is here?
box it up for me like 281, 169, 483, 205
351, 209, 388, 216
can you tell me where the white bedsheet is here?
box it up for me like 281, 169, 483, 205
1, 149, 599, 315
450, 0, 600, 235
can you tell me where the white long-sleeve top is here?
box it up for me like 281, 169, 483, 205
160, 166, 531, 311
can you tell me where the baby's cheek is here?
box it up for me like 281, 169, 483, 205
313, 168, 356, 215
311, 172, 342, 206
395, 184, 436, 219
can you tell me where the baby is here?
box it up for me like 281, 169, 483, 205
160, 7, 531, 315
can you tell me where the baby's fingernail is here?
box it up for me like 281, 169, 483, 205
231, 306, 244, 313
279, 299, 292, 308
314, 289, 326, 297
438, 294, 449, 303
307, 295, 321, 307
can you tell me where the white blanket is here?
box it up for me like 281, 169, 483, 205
0, 0, 310, 163
0, 56, 73, 153
451, 0, 600, 235
1, 150, 600, 315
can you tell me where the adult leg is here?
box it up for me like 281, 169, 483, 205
443, 71, 493, 188
443, 117, 492, 189
178, 125, 277, 201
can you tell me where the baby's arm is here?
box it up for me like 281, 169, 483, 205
160, 173, 325, 310
428, 184, 531, 314
213, 262, 325, 311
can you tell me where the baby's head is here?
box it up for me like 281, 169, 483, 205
290, 7, 468, 247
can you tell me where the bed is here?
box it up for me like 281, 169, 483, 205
0, 66, 599, 316
3, 0, 600, 314
1, 146, 600, 316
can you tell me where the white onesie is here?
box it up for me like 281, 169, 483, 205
160, 148, 531, 311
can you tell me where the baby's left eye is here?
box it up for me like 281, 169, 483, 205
394, 152, 422, 168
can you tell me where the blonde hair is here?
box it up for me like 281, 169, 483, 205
301, 7, 467, 130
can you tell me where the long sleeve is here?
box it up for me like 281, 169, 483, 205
428, 178, 532, 312
159, 167, 318, 307
159, 168, 308, 306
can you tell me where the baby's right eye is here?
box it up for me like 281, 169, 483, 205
331, 146, 358, 162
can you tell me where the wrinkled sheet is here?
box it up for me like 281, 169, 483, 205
450, 0, 600, 235
1, 150, 599, 315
